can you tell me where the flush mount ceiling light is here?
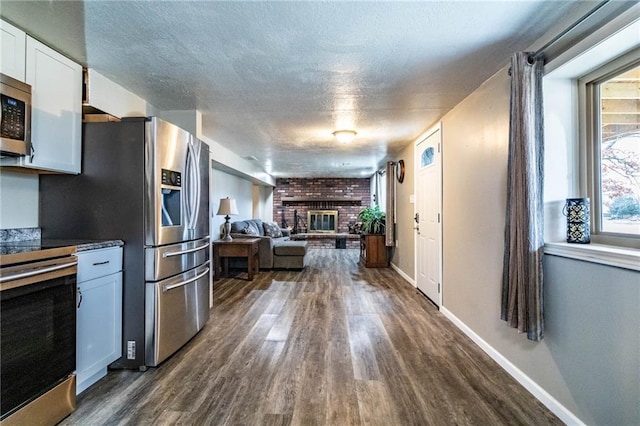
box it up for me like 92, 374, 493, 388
332, 129, 357, 144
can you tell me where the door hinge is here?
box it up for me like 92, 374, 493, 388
438, 282, 441, 293
438, 143, 441, 153
438, 213, 440, 223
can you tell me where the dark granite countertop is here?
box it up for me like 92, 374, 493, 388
66, 240, 124, 252
0, 239, 124, 256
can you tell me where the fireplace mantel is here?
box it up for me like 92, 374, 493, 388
281, 197, 362, 205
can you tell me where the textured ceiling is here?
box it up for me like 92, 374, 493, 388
1, 1, 598, 177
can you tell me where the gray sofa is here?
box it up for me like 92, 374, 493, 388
229, 219, 308, 270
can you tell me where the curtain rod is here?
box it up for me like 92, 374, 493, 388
529, 0, 611, 63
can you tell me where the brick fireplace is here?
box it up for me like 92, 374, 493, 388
273, 178, 371, 248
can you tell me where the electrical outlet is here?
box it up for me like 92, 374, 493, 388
127, 341, 136, 359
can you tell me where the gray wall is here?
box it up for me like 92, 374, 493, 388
440, 66, 640, 424
391, 141, 416, 280
543, 255, 639, 425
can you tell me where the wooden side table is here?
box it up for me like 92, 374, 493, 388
359, 234, 389, 268
212, 238, 260, 281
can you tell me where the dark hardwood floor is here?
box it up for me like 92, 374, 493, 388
61, 249, 561, 425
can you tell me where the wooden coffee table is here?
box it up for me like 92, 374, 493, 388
212, 238, 260, 281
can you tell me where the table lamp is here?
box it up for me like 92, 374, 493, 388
216, 197, 239, 241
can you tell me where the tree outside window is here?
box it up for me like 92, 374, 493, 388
599, 64, 640, 235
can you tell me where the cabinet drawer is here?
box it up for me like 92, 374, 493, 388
77, 247, 122, 282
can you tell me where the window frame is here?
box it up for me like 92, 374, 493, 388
578, 48, 640, 249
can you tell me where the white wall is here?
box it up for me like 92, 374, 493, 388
0, 171, 39, 229
252, 184, 274, 223
85, 69, 149, 117
543, 76, 577, 242
370, 170, 385, 209
210, 168, 256, 240
263, 185, 274, 222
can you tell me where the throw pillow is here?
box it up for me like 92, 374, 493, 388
230, 220, 247, 234
263, 221, 283, 238
250, 219, 265, 236
242, 222, 260, 235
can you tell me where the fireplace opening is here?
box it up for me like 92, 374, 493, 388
308, 210, 338, 233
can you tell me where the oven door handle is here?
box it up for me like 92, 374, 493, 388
162, 242, 210, 258
163, 267, 209, 292
0, 261, 78, 283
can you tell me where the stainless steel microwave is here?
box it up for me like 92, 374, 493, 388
0, 73, 31, 157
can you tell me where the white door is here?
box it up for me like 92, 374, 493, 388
415, 125, 442, 306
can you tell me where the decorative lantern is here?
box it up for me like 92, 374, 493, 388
563, 198, 590, 244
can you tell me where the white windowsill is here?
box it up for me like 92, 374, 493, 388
544, 242, 640, 272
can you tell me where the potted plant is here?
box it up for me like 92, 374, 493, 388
357, 205, 386, 234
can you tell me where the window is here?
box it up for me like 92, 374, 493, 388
597, 64, 640, 235
421, 147, 435, 168
543, 13, 640, 264
584, 56, 640, 240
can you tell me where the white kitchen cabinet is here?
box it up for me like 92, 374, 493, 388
24, 37, 82, 173
76, 246, 123, 395
0, 19, 26, 81
1, 34, 82, 174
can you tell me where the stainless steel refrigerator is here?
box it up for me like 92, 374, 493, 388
40, 117, 210, 369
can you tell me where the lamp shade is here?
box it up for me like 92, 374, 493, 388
216, 197, 239, 216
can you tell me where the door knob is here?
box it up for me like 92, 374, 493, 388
414, 213, 419, 224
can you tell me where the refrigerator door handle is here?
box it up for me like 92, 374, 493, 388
162, 266, 210, 292
185, 139, 199, 230
162, 242, 210, 258
191, 141, 197, 228
192, 139, 201, 230
189, 138, 202, 230
184, 142, 193, 229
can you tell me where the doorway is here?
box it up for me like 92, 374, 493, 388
414, 124, 442, 306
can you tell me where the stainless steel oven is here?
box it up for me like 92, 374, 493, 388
0, 246, 77, 425
0, 73, 31, 157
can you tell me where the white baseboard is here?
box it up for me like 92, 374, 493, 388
440, 307, 585, 426
390, 262, 415, 286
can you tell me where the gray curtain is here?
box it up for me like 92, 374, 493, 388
386, 161, 395, 246
501, 52, 545, 342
